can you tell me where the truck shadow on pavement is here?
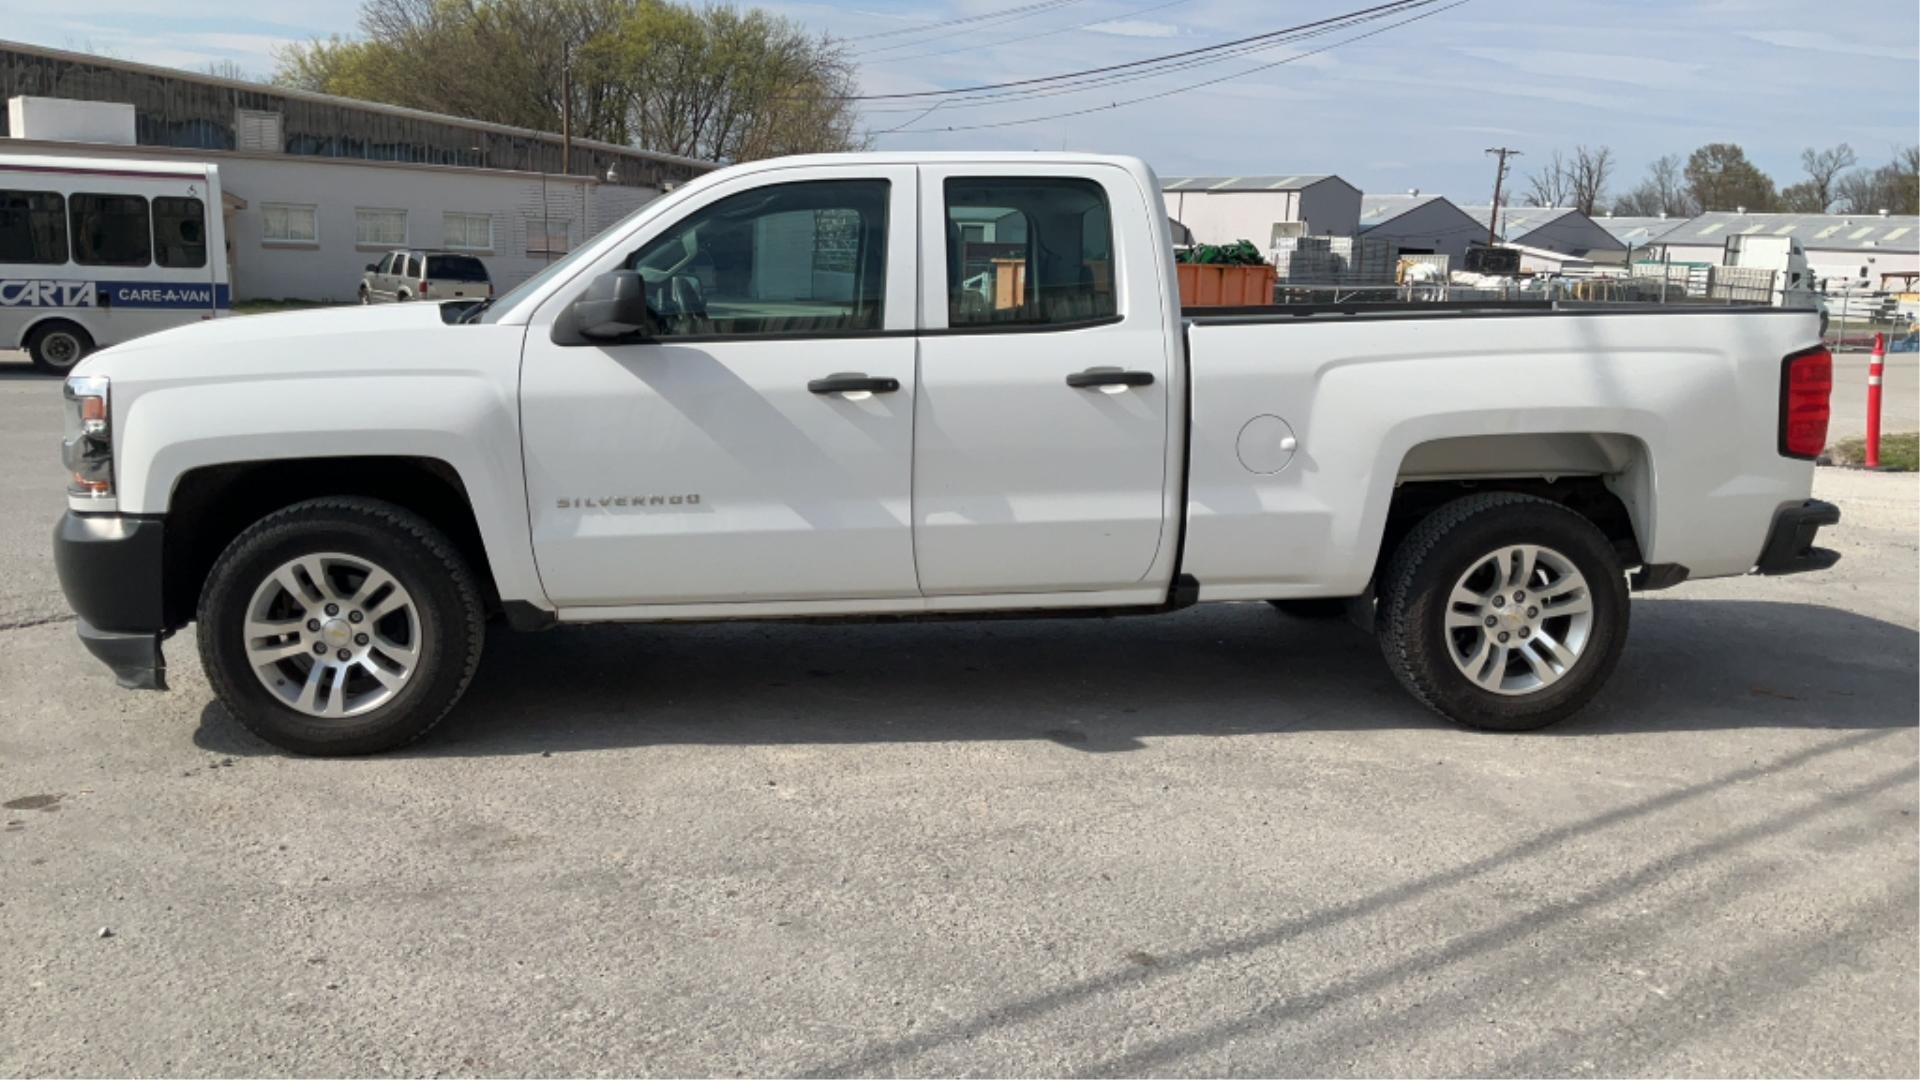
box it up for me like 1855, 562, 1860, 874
194, 597, 1919, 757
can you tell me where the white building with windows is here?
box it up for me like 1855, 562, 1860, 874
1, 40, 712, 302
1642, 211, 1920, 291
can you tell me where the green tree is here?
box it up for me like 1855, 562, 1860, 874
1684, 143, 1777, 212
1778, 181, 1827, 213
273, 0, 863, 162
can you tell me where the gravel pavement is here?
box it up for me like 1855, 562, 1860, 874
1, 349, 1915, 1077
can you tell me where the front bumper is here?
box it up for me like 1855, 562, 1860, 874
52, 511, 170, 690
1754, 499, 1842, 576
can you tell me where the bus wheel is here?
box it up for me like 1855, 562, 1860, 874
27, 322, 94, 375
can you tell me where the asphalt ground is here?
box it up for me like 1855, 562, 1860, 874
1, 349, 1915, 1076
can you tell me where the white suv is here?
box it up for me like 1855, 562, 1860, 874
358, 250, 492, 304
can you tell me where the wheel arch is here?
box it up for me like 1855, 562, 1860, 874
21, 314, 98, 353
1374, 431, 1654, 584
161, 456, 501, 629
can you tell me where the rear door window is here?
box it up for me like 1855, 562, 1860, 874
70, 193, 152, 267
943, 177, 1115, 329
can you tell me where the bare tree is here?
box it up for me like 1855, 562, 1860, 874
202, 59, 260, 83
1523, 149, 1571, 207
1610, 154, 1696, 216
1567, 145, 1613, 216
1795, 144, 1857, 212
1834, 145, 1920, 215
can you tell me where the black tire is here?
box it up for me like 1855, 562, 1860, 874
197, 497, 485, 755
26, 321, 93, 374
1268, 598, 1351, 619
1376, 492, 1628, 732
358, 286, 372, 305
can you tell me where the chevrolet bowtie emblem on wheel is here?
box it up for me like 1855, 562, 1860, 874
556, 495, 702, 509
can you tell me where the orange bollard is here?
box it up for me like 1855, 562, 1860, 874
1865, 333, 1885, 468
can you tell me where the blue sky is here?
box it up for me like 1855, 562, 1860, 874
12, 0, 1918, 202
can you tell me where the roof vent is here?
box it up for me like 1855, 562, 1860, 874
1407, 187, 1420, 196
1735, 205, 1747, 215
1879, 208, 1890, 217
1658, 211, 1668, 219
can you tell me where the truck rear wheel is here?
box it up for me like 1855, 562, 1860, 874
197, 497, 485, 755
27, 321, 93, 374
1376, 493, 1628, 731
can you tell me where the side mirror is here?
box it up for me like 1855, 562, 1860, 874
571, 270, 656, 341
365, 263, 378, 272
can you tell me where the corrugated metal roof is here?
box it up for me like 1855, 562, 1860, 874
1161, 174, 1339, 192
1595, 216, 1689, 246
1458, 205, 1583, 237
1652, 211, 1920, 252
1358, 194, 1443, 223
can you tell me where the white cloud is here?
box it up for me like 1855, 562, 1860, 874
1739, 29, 1915, 61
1088, 19, 1180, 38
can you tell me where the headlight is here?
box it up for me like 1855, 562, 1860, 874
61, 375, 113, 497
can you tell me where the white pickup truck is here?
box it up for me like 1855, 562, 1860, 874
53, 152, 1841, 755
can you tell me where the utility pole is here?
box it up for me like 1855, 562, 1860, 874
1484, 147, 1520, 246
561, 44, 573, 176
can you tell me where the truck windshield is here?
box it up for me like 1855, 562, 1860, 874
427, 254, 488, 281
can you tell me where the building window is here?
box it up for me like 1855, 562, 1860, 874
153, 196, 208, 268
262, 203, 318, 244
0, 189, 68, 264
525, 216, 571, 257
444, 212, 493, 251
70, 193, 152, 267
355, 208, 408, 247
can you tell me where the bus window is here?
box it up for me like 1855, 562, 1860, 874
0, 190, 68, 264
154, 196, 207, 268
70, 193, 152, 267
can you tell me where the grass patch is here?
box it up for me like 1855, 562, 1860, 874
232, 298, 342, 315
1827, 432, 1919, 471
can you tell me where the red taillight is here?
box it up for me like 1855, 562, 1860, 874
1779, 345, 1832, 459
418, 280, 430, 295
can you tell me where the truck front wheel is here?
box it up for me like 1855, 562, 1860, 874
197, 497, 485, 755
1376, 493, 1628, 731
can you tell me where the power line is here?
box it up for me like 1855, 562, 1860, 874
872, 0, 1467, 134
839, 0, 1437, 101
837, 0, 1086, 44
855, 0, 1190, 66
856, 7, 1398, 115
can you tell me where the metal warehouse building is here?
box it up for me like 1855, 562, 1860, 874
1462, 205, 1627, 265
1161, 174, 1361, 247
1357, 193, 1485, 263
1645, 211, 1920, 291
1, 39, 713, 301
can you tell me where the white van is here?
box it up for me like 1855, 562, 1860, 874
1, 154, 230, 373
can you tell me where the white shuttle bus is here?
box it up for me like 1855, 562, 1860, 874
1, 154, 230, 374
